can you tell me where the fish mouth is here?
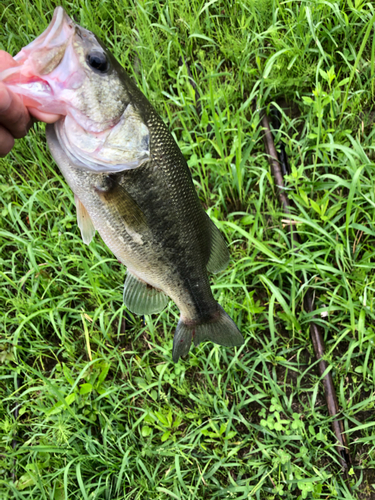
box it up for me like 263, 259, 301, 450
0, 7, 76, 113
0, 6, 74, 83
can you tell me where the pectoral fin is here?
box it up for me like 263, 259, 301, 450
75, 195, 96, 244
123, 271, 169, 315
95, 176, 147, 237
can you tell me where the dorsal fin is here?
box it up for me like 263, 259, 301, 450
206, 217, 230, 273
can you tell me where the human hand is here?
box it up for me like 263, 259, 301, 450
0, 50, 61, 157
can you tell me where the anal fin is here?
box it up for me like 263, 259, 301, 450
75, 195, 95, 244
123, 271, 169, 315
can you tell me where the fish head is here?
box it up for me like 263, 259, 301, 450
3, 7, 128, 131
1, 7, 150, 172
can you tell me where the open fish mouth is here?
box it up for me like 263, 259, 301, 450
0, 7, 77, 113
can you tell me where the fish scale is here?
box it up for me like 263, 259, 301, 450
1, 6, 244, 361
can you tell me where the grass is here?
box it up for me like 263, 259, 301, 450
1, 0, 375, 498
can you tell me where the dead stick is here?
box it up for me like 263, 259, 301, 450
261, 111, 351, 473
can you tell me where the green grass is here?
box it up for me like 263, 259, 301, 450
1, 0, 375, 498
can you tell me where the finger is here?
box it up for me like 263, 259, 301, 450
0, 84, 31, 138
0, 52, 31, 137
29, 108, 61, 123
0, 124, 15, 157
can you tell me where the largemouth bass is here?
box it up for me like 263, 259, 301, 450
1, 7, 244, 361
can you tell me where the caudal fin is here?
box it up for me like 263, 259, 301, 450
172, 304, 244, 362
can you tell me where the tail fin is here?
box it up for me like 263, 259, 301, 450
172, 304, 244, 362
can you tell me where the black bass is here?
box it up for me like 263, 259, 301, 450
1, 7, 244, 361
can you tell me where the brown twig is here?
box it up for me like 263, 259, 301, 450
260, 109, 351, 474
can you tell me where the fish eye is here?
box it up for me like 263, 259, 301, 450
87, 52, 109, 73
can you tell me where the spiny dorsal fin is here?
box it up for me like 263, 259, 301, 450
75, 195, 95, 244
123, 271, 169, 315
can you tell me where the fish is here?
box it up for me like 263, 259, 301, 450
1, 7, 244, 361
